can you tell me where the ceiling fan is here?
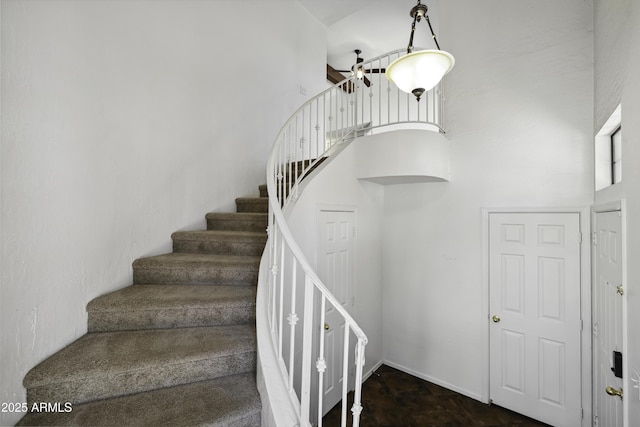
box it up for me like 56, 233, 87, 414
327, 49, 386, 89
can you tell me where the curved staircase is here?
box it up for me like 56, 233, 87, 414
18, 186, 268, 426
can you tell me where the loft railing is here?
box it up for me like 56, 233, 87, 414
258, 49, 444, 427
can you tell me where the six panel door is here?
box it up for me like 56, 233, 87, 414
489, 212, 582, 426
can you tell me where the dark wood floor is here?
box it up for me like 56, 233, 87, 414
323, 364, 550, 427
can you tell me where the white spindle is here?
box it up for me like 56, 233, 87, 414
300, 275, 315, 423
278, 235, 285, 358
341, 326, 350, 427
317, 295, 327, 427
287, 256, 298, 390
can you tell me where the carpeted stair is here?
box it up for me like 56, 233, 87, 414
18, 186, 268, 426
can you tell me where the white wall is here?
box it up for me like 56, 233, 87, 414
285, 140, 385, 378
381, 0, 593, 400
0, 1, 326, 424
593, 0, 640, 423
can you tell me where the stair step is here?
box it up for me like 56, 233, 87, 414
172, 230, 266, 256
235, 197, 268, 213
18, 373, 260, 426
133, 253, 260, 286
206, 212, 268, 233
259, 184, 268, 197
87, 284, 256, 332
23, 325, 256, 405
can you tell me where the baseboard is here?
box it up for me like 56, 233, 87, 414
382, 359, 483, 402
362, 359, 384, 383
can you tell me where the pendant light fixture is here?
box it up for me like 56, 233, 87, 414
385, 0, 454, 101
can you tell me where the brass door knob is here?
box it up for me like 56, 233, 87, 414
324, 323, 330, 331
606, 386, 623, 399
492, 315, 501, 323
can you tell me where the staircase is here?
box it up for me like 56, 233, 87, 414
18, 185, 269, 426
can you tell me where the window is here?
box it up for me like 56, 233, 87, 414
595, 105, 622, 191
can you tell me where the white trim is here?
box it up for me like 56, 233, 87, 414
363, 360, 384, 383
384, 360, 482, 401
481, 206, 592, 426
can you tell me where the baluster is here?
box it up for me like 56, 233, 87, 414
351, 339, 366, 427
387, 72, 392, 126
439, 85, 442, 126
308, 104, 314, 165
278, 234, 285, 358
341, 325, 350, 427
378, 57, 382, 127
300, 109, 306, 175
300, 275, 315, 423
287, 258, 298, 390
315, 98, 321, 160
316, 295, 327, 427
406, 89, 410, 123
270, 222, 278, 334
368, 68, 373, 128
328, 90, 334, 149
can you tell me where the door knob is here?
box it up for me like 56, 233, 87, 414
492, 315, 501, 323
606, 386, 623, 399
324, 323, 330, 331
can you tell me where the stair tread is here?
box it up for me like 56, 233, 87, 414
18, 373, 260, 426
87, 285, 257, 332
24, 324, 256, 388
172, 230, 266, 241
88, 284, 256, 311
133, 253, 261, 268
205, 212, 268, 218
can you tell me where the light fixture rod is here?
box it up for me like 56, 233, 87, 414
406, 0, 442, 53
407, 9, 419, 53
425, 15, 441, 50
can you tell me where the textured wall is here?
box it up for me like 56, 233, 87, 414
381, 0, 593, 405
594, 0, 640, 424
0, 1, 326, 425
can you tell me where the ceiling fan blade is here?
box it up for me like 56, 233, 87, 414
326, 64, 347, 84
326, 64, 355, 93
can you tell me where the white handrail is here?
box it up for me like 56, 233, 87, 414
259, 49, 444, 427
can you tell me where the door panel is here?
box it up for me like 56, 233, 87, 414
318, 210, 355, 415
593, 210, 623, 427
489, 213, 581, 427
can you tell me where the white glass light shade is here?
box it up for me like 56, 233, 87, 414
386, 49, 455, 94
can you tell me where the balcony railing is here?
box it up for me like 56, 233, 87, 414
257, 49, 444, 427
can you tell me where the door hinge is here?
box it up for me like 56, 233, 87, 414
592, 232, 598, 246
593, 322, 599, 337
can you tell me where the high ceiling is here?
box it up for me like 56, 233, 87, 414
297, 0, 443, 72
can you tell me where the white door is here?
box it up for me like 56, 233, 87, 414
317, 210, 355, 415
489, 212, 582, 426
593, 210, 624, 427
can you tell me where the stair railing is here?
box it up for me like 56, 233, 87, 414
259, 49, 444, 427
